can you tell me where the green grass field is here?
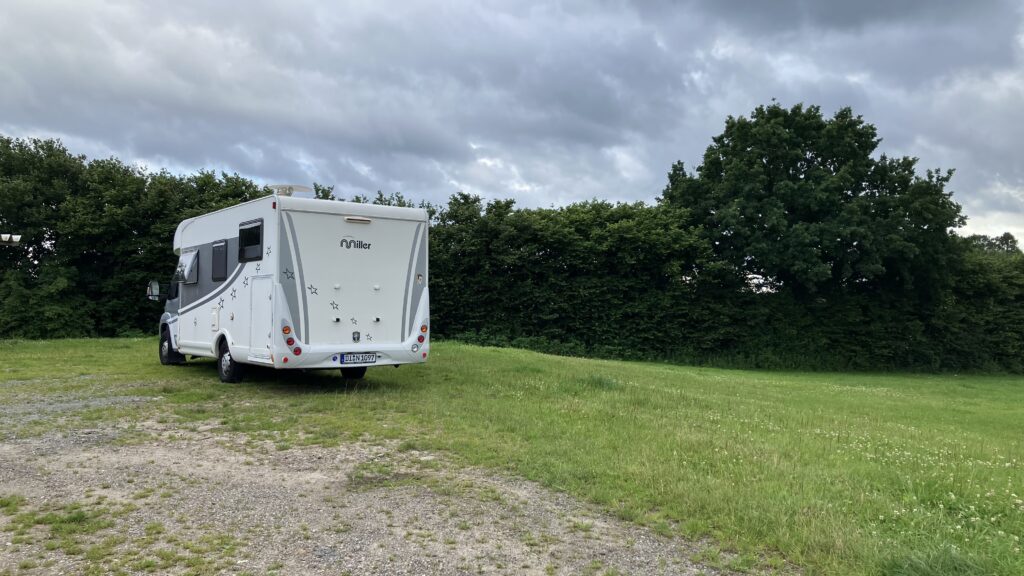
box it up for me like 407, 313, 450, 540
2, 338, 1023, 575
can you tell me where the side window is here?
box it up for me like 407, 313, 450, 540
168, 280, 179, 300
173, 250, 199, 285
239, 219, 263, 262
211, 241, 228, 281
184, 250, 199, 285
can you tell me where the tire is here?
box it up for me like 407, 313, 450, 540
217, 339, 244, 383
340, 366, 367, 380
159, 328, 185, 365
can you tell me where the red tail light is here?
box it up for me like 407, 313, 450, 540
282, 357, 289, 363
286, 337, 295, 346
417, 335, 424, 343
293, 347, 302, 356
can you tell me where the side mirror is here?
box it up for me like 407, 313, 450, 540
146, 280, 164, 301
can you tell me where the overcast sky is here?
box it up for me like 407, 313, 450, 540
1, 0, 1022, 237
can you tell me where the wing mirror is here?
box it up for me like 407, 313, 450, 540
146, 280, 165, 301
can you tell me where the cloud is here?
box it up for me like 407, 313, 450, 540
0, 0, 1021, 237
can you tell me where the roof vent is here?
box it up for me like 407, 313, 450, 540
268, 184, 312, 197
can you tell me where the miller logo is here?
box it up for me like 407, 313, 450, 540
340, 236, 371, 250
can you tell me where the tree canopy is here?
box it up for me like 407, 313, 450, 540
1, 102, 1022, 372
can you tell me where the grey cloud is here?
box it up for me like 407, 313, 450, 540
0, 0, 1022, 237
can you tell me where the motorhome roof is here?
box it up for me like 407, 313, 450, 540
278, 196, 428, 221
172, 194, 428, 254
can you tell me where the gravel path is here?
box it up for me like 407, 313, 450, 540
0, 407, 746, 575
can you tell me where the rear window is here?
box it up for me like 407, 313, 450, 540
239, 219, 263, 262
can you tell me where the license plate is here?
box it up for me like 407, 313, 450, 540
340, 353, 377, 364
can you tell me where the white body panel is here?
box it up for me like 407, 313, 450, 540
161, 194, 430, 372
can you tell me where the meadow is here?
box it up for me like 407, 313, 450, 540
1, 338, 1022, 575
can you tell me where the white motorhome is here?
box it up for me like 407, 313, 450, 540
148, 193, 430, 382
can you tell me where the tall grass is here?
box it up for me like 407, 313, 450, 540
1, 338, 1022, 575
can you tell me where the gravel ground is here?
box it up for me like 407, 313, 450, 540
0, 401, 748, 575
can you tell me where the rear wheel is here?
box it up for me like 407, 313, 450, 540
340, 367, 367, 380
159, 328, 185, 365
217, 340, 244, 383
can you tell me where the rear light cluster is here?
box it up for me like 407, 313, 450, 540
283, 324, 300, 358
412, 324, 428, 355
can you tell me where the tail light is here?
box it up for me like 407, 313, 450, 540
420, 324, 428, 333
282, 357, 289, 363
282, 326, 292, 335
286, 337, 295, 346
293, 347, 302, 356
417, 335, 424, 343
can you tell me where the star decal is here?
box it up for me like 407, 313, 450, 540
266, 246, 272, 256
283, 268, 294, 280
308, 284, 318, 295
366, 333, 373, 342
193, 317, 198, 327
243, 277, 249, 287
350, 317, 358, 325
255, 263, 261, 273
330, 301, 339, 310
218, 297, 224, 308
230, 288, 237, 300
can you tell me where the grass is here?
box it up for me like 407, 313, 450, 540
1, 338, 1023, 575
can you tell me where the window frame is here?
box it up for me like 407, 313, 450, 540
238, 219, 264, 263
211, 240, 228, 282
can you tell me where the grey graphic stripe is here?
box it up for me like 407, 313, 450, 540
277, 219, 302, 341
409, 225, 428, 333
284, 212, 309, 343
401, 223, 424, 340
179, 263, 244, 314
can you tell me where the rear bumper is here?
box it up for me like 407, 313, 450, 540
268, 338, 429, 369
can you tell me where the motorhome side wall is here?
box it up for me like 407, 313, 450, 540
170, 196, 277, 360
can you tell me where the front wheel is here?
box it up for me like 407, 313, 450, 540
217, 340, 244, 383
159, 328, 185, 365
340, 367, 367, 380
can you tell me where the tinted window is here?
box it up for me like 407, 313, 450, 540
174, 250, 199, 285
212, 241, 227, 281
239, 220, 263, 262
168, 279, 179, 300
184, 251, 199, 284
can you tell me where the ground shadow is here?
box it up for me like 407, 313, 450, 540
169, 357, 403, 396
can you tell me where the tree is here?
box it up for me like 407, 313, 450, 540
661, 103, 965, 300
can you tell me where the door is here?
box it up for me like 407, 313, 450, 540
249, 276, 273, 361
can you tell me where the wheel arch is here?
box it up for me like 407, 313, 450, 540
214, 331, 230, 355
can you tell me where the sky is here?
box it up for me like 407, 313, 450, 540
1, 0, 1022, 238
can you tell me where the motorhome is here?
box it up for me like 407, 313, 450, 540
147, 193, 430, 382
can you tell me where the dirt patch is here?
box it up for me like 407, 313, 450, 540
0, 422, 747, 575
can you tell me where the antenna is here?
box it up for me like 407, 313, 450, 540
268, 184, 313, 197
